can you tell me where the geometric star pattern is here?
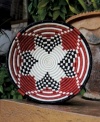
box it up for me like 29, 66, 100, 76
17, 33, 80, 92
34, 34, 61, 54
58, 49, 77, 77
8, 21, 91, 103
36, 72, 60, 91
19, 34, 78, 91
20, 51, 38, 75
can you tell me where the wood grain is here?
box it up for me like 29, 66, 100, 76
0, 96, 100, 122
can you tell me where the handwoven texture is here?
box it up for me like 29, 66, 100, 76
8, 21, 92, 103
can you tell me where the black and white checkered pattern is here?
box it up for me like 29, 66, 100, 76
20, 51, 38, 75
58, 50, 77, 77
34, 34, 61, 53
36, 72, 59, 91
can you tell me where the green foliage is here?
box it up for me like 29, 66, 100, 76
79, 88, 86, 96
91, 0, 98, 9
28, 0, 68, 22
77, 0, 88, 11
66, 0, 80, 14
28, 0, 100, 22
0, 63, 23, 100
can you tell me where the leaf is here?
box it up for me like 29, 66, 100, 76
37, 8, 47, 20
11, 90, 15, 95
0, 72, 6, 84
91, 0, 98, 9
78, 0, 88, 11
13, 95, 17, 99
69, 5, 79, 14
17, 95, 23, 100
66, 0, 79, 14
38, 0, 49, 8
53, 10, 60, 20
0, 86, 3, 93
32, 15, 39, 22
79, 88, 86, 96
38, 7, 46, 15
61, 6, 67, 13
28, 2, 33, 13
40, 13, 47, 20
60, 12, 65, 20
48, 12, 52, 17
53, 6, 60, 11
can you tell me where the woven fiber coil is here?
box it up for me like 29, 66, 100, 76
8, 21, 92, 103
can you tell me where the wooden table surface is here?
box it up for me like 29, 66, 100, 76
34, 96, 100, 117
0, 96, 100, 122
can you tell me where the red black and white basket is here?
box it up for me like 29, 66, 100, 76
8, 21, 92, 103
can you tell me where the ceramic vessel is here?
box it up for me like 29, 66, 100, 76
66, 11, 100, 100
